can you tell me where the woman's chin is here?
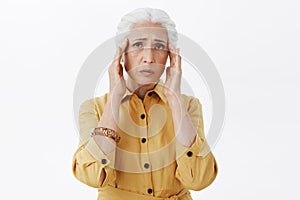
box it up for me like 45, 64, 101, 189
134, 77, 159, 86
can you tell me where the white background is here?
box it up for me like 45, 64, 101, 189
1, 0, 299, 199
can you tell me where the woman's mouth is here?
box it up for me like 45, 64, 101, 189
138, 69, 154, 76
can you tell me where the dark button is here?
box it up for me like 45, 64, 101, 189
101, 159, 107, 164
147, 188, 153, 194
144, 163, 150, 169
140, 114, 145, 119
148, 92, 153, 96
141, 138, 147, 143
187, 151, 193, 157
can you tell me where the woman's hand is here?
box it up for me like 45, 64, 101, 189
96, 39, 129, 154
108, 38, 129, 99
164, 42, 182, 99
164, 43, 196, 147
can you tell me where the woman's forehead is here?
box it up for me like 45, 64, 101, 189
127, 27, 168, 42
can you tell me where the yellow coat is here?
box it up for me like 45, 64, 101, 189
72, 83, 218, 200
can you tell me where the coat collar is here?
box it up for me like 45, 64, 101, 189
121, 80, 167, 104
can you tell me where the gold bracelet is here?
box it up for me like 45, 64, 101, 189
90, 127, 121, 143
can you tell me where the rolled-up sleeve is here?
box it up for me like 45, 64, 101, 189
72, 98, 116, 188
175, 97, 218, 191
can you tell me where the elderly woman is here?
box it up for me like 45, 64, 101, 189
72, 8, 218, 200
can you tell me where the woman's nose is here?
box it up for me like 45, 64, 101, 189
142, 47, 155, 63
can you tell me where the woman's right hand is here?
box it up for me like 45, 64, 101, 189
108, 38, 129, 99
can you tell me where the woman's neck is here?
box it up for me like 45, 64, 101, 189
126, 78, 157, 100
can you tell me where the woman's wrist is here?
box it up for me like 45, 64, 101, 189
91, 127, 121, 143
165, 93, 184, 108
98, 93, 122, 130
166, 94, 196, 147
92, 135, 116, 155
107, 92, 124, 103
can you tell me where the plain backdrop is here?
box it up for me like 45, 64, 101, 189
1, 0, 299, 199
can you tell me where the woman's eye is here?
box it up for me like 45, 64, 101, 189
132, 42, 143, 48
155, 43, 166, 50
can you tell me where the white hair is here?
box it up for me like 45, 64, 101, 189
115, 8, 178, 48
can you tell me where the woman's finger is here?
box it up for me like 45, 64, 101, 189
168, 42, 175, 67
118, 38, 129, 76
110, 38, 129, 77
113, 38, 129, 65
120, 38, 129, 54
168, 42, 181, 72
175, 48, 182, 72
118, 38, 129, 62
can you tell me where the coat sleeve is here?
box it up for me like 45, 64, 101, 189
175, 97, 218, 191
72, 98, 116, 188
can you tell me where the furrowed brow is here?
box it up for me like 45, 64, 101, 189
154, 39, 167, 43
133, 38, 148, 42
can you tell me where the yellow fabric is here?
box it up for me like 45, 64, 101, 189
72, 82, 218, 200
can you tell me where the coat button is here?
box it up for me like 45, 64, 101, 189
187, 151, 193, 157
140, 114, 145, 119
101, 159, 107, 164
147, 188, 153, 194
144, 163, 150, 169
141, 138, 147, 143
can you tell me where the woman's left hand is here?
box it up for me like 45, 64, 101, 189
164, 42, 182, 99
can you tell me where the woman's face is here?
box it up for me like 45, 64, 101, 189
123, 22, 169, 86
